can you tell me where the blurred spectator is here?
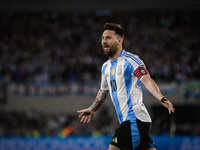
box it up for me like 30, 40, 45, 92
0, 10, 200, 84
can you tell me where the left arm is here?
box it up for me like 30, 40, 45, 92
77, 89, 109, 123
141, 75, 175, 114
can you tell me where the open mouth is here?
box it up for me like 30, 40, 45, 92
104, 45, 110, 50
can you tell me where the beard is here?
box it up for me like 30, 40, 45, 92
102, 42, 118, 58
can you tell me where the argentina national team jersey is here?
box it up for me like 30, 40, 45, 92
100, 50, 151, 123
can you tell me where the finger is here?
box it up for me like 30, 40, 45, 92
166, 101, 174, 110
83, 116, 89, 123
169, 107, 173, 114
168, 106, 175, 114
77, 109, 84, 113
80, 116, 86, 123
79, 113, 84, 118
168, 102, 174, 108
169, 102, 174, 109
168, 109, 171, 114
169, 104, 175, 111
87, 117, 91, 123
169, 105, 174, 111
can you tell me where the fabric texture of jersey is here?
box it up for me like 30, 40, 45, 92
100, 49, 151, 123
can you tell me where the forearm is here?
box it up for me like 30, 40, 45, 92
141, 75, 175, 114
146, 80, 163, 101
141, 75, 164, 101
90, 89, 109, 112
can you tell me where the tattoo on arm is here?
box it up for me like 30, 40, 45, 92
90, 89, 109, 112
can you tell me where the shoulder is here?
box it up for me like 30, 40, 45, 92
122, 51, 144, 67
101, 59, 110, 74
102, 59, 110, 68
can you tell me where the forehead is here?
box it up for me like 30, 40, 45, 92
102, 30, 115, 36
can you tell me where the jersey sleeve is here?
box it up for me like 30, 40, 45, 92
100, 65, 109, 91
126, 53, 149, 80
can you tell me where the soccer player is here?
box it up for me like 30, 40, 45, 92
77, 23, 175, 150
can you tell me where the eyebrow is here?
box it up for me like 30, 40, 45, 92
101, 35, 112, 38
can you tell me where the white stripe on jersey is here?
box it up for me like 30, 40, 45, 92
101, 50, 151, 123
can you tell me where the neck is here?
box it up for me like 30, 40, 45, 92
110, 47, 123, 61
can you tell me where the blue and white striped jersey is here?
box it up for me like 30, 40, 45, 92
100, 50, 151, 123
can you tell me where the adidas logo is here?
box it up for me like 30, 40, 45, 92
111, 137, 118, 143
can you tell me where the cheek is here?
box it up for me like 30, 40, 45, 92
112, 41, 118, 46
107, 40, 113, 45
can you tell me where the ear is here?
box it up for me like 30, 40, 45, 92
118, 37, 123, 44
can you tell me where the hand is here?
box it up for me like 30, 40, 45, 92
77, 107, 95, 123
160, 97, 175, 114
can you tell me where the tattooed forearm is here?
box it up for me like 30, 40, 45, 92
90, 89, 109, 112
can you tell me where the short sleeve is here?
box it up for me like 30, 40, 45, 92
100, 64, 109, 91
125, 53, 149, 80
100, 73, 109, 91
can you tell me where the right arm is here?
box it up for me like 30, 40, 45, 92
91, 89, 109, 111
77, 89, 109, 123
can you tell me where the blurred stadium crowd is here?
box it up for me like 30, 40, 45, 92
0, 10, 200, 137
0, 106, 118, 137
0, 10, 200, 84
0, 106, 199, 137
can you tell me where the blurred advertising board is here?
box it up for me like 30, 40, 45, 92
0, 136, 200, 150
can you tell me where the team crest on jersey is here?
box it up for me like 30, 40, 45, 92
111, 68, 115, 77
117, 65, 122, 76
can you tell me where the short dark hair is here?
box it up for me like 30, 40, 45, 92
103, 22, 124, 38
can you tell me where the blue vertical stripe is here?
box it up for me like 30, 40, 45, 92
124, 59, 136, 121
110, 60, 123, 123
124, 60, 140, 149
102, 63, 108, 75
102, 64, 108, 82
102, 64, 108, 75
130, 121, 140, 149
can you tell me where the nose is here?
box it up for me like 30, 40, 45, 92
102, 38, 107, 44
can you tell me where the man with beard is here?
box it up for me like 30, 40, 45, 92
77, 23, 175, 150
